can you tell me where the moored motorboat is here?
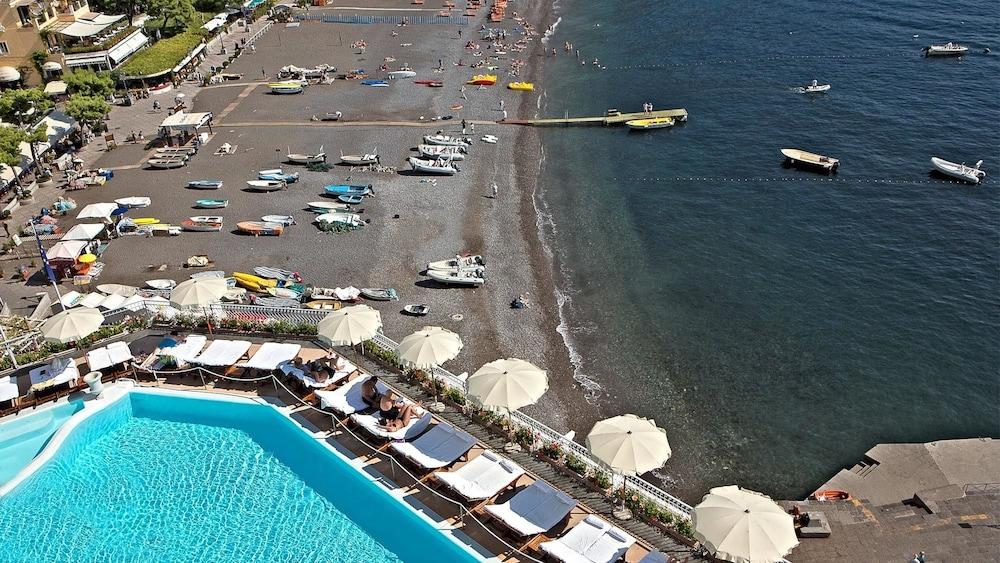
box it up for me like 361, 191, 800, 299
339, 151, 379, 165
625, 117, 676, 130
781, 148, 839, 173
195, 198, 228, 208
426, 269, 485, 286
261, 215, 295, 226
246, 180, 287, 192
187, 180, 223, 190
800, 79, 831, 93
507, 81, 534, 91
306, 201, 350, 213
361, 287, 399, 301
237, 221, 284, 236
423, 134, 470, 147
115, 196, 151, 208
287, 146, 325, 164
931, 157, 986, 184
923, 42, 968, 56
408, 157, 458, 175
418, 144, 466, 160
480, 135, 498, 144
427, 255, 485, 271
403, 304, 430, 316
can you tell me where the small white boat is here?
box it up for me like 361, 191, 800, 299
115, 196, 151, 208
387, 70, 417, 79
307, 201, 350, 213
287, 146, 326, 164
315, 212, 363, 227
403, 304, 429, 316
340, 151, 379, 165
246, 180, 286, 192
931, 157, 986, 184
269, 81, 304, 94
923, 42, 968, 56
147, 158, 186, 169
145, 279, 177, 290
418, 144, 466, 160
189, 215, 223, 223
181, 218, 223, 232
781, 148, 839, 173
481, 135, 498, 144
428, 255, 484, 271
409, 157, 458, 175
423, 134, 470, 147
426, 269, 485, 286
361, 288, 398, 301
801, 80, 831, 93
261, 214, 295, 226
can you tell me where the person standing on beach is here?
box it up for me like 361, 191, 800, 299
262, 67, 266, 79
460, 85, 467, 100
499, 99, 505, 111
461, 119, 467, 134
502, 110, 507, 121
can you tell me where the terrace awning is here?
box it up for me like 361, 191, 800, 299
108, 30, 149, 65
42, 61, 63, 71
171, 43, 206, 73
64, 53, 110, 68
159, 111, 213, 133
58, 13, 124, 37
0, 67, 21, 82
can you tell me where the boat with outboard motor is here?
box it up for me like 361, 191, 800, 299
931, 157, 986, 184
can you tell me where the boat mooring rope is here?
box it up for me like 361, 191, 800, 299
611, 176, 1000, 186
604, 51, 931, 71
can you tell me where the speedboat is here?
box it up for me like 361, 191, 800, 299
361, 288, 399, 301
481, 135, 498, 144
187, 180, 223, 190
801, 79, 831, 93
625, 117, 675, 130
781, 148, 839, 174
423, 134, 470, 147
403, 304, 429, 316
408, 157, 458, 175
246, 180, 287, 192
340, 151, 379, 165
268, 81, 304, 94
362, 80, 389, 87
287, 146, 325, 164
923, 42, 968, 56
418, 144, 466, 160
931, 157, 986, 184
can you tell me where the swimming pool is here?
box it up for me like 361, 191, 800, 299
0, 400, 83, 485
0, 390, 482, 562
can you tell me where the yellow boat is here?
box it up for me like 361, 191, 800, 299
625, 117, 675, 130
304, 300, 343, 311
467, 74, 497, 86
233, 272, 277, 292
132, 217, 160, 225
507, 82, 534, 91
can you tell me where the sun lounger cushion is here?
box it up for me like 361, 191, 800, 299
0, 376, 18, 402
540, 515, 636, 563
484, 480, 576, 536
86, 341, 133, 371
163, 334, 208, 364
389, 423, 477, 470
434, 450, 525, 501
637, 552, 669, 563
191, 339, 252, 366
239, 342, 301, 370
351, 409, 432, 441
315, 377, 387, 415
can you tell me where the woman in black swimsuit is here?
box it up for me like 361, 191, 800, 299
378, 390, 419, 430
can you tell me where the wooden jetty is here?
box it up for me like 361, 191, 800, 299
506, 108, 688, 127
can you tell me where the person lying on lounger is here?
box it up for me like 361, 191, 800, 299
361, 376, 381, 408
378, 390, 421, 431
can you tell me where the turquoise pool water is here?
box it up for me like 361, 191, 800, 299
0, 400, 83, 485
0, 392, 479, 562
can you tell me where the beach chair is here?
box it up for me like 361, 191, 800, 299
351, 403, 432, 442
539, 515, 636, 563
314, 375, 386, 417
483, 480, 576, 536
389, 422, 477, 470
433, 450, 525, 502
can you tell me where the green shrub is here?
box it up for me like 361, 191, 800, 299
590, 469, 612, 489
361, 340, 401, 368
443, 386, 465, 405
564, 454, 587, 475
512, 426, 534, 449
675, 518, 693, 537
540, 441, 563, 460
120, 32, 204, 76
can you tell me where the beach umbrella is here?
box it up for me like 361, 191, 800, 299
77, 253, 97, 264
317, 304, 382, 346
170, 277, 227, 309
587, 414, 671, 520
692, 485, 798, 563
467, 358, 548, 412
397, 326, 463, 409
39, 307, 104, 343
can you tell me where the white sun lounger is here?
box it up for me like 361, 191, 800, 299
238, 342, 301, 370
351, 406, 432, 441
314, 376, 387, 415
434, 450, 525, 501
85, 341, 134, 371
282, 356, 357, 389
0, 375, 20, 403
161, 334, 208, 365
540, 515, 636, 563
191, 339, 252, 367
484, 480, 576, 536
389, 423, 477, 470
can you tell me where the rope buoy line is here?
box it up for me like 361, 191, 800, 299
604, 51, 920, 71
610, 176, 999, 186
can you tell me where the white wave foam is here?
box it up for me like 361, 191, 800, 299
541, 16, 562, 45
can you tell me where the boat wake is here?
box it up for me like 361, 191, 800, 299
541, 16, 562, 45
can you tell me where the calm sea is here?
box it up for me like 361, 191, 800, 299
535, 0, 1000, 502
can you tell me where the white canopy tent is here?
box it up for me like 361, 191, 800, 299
159, 111, 213, 136
77, 202, 119, 220
61, 223, 105, 242
47, 240, 88, 261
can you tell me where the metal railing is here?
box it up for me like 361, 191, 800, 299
296, 13, 469, 25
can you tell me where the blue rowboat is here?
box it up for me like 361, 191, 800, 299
337, 195, 364, 205
187, 180, 223, 190
195, 199, 228, 209
361, 80, 388, 87
323, 184, 371, 196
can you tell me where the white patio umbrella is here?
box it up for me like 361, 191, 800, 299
397, 326, 463, 409
467, 358, 547, 451
39, 307, 105, 343
169, 277, 227, 309
316, 304, 382, 346
587, 414, 671, 520
693, 485, 798, 563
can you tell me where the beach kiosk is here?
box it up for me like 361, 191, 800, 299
158, 111, 214, 146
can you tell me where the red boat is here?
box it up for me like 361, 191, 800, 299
811, 490, 850, 501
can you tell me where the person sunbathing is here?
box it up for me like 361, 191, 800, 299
378, 390, 420, 431
361, 376, 382, 408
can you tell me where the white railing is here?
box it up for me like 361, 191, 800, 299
38, 300, 695, 517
